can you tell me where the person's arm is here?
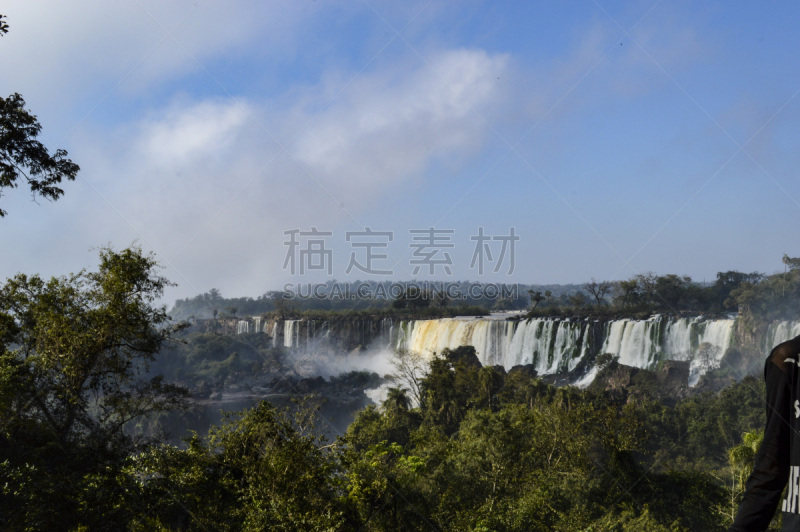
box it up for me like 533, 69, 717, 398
729, 357, 792, 531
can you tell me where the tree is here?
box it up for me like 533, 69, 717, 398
0, 15, 79, 217
389, 348, 428, 407
206, 402, 348, 529
730, 254, 800, 324
635, 272, 659, 306
712, 271, 763, 311
568, 291, 588, 308
653, 273, 694, 311
727, 429, 764, 525
615, 278, 640, 309
272, 292, 296, 319
125, 402, 350, 530
392, 286, 432, 310
478, 365, 505, 410
0, 246, 187, 528
596, 352, 619, 370
715, 271, 764, 291
383, 387, 410, 412
585, 278, 612, 308
433, 289, 450, 308
528, 289, 544, 310
784, 254, 800, 272
696, 342, 720, 373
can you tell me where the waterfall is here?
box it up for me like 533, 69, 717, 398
495, 318, 591, 373
227, 312, 749, 386
765, 321, 800, 353
396, 317, 589, 373
380, 317, 394, 348
505, 319, 553, 372
396, 318, 510, 365
688, 319, 736, 384
595, 316, 733, 385
235, 317, 267, 335
284, 320, 298, 348
600, 317, 669, 369
395, 315, 735, 386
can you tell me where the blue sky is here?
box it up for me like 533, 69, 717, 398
1, 1, 799, 303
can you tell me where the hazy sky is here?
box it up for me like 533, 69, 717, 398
2, 1, 799, 304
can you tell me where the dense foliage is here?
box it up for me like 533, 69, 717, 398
0, 247, 187, 529
1, 252, 790, 529
113, 347, 770, 531
0, 249, 779, 530
3, 310, 773, 531
337, 348, 763, 531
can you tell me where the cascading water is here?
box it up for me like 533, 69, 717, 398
396, 317, 594, 374
229, 313, 797, 387
765, 321, 800, 353
394, 315, 735, 386
594, 316, 734, 386
395, 318, 513, 366
284, 320, 298, 348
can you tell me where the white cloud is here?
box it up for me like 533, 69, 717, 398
140, 100, 250, 168
5, 0, 779, 306
291, 48, 510, 198
31, 46, 511, 300
0, 0, 325, 110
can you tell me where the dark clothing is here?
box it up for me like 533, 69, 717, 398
730, 336, 800, 531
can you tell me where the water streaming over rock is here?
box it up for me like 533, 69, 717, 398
765, 321, 800, 353
233, 313, 800, 386
394, 315, 737, 385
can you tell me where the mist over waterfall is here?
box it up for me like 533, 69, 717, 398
233, 313, 800, 387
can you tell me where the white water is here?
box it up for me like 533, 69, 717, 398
395, 315, 735, 386
597, 317, 735, 386
501, 319, 590, 374
396, 317, 592, 374
232, 313, 800, 388
284, 320, 299, 348
234, 316, 269, 335
765, 321, 800, 353
396, 318, 514, 366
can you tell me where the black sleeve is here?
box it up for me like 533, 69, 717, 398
729, 359, 791, 531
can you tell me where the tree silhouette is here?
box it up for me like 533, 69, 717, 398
0, 15, 79, 217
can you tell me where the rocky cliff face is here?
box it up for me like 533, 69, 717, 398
207, 313, 800, 388
587, 359, 691, 404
